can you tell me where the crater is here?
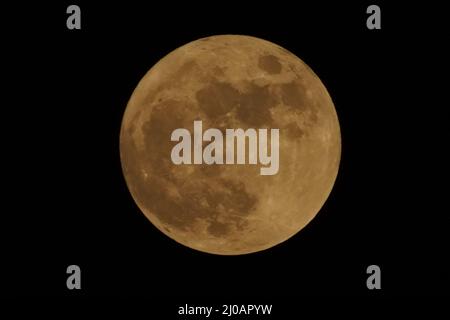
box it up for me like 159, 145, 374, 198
236, 82, 275, 127
138, 174, 257, 235
141, 100, 187, 169
280, 81, 309, 111
212, 66, 225, 77
285, 122, 304, 139
208, 220, 231, 237
196, 81, 240, 119
175, 60, 198, 77
258, 54, 282, 74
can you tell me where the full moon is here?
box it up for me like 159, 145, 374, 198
120, 35, 341, 255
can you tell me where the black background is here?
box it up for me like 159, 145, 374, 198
3, 0, 447, 303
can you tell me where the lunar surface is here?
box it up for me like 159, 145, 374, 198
120, 35, 341, 255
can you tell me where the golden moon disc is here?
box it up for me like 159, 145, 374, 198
120, 35, 341, 255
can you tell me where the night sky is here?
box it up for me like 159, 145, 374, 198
2, 1, 447, 303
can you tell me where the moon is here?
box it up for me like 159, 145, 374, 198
120, 35, 341, 255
